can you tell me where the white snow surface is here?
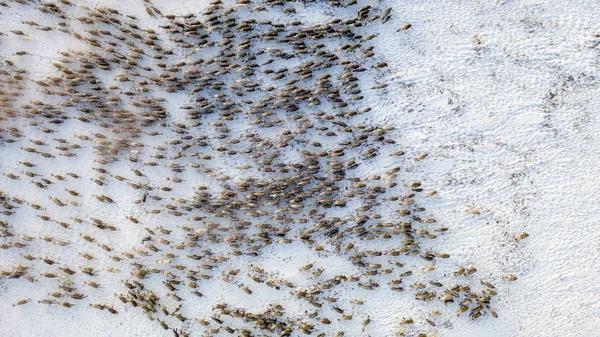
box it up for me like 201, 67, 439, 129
0, 0, 599, 337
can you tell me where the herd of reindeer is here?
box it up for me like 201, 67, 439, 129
0, 0, 526, 336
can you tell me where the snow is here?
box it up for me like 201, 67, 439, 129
1, 0, 599, 336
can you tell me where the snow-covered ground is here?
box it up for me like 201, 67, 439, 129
0, 0, 599, 336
